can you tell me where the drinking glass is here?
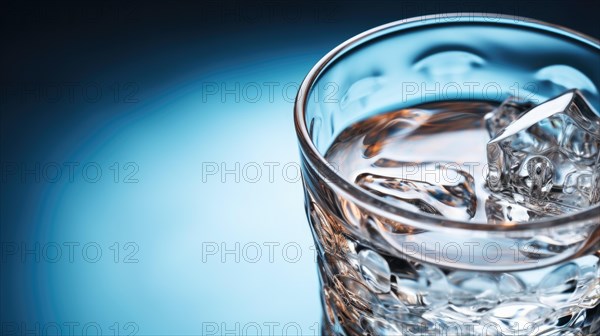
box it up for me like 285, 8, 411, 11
294, 14, 600, 335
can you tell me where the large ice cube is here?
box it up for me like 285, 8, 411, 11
355, 161, 477, 221
486, 89, 600, 209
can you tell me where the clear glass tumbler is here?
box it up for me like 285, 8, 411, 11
295, 14, 600, 335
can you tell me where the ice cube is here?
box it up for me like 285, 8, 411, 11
355, 160, 477, 220
486, 90, 600, 210
485, 97, 535, 138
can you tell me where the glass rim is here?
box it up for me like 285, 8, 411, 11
294, 13, 600, 232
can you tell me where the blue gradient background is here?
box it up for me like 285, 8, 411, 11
1, 1, 599, 335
